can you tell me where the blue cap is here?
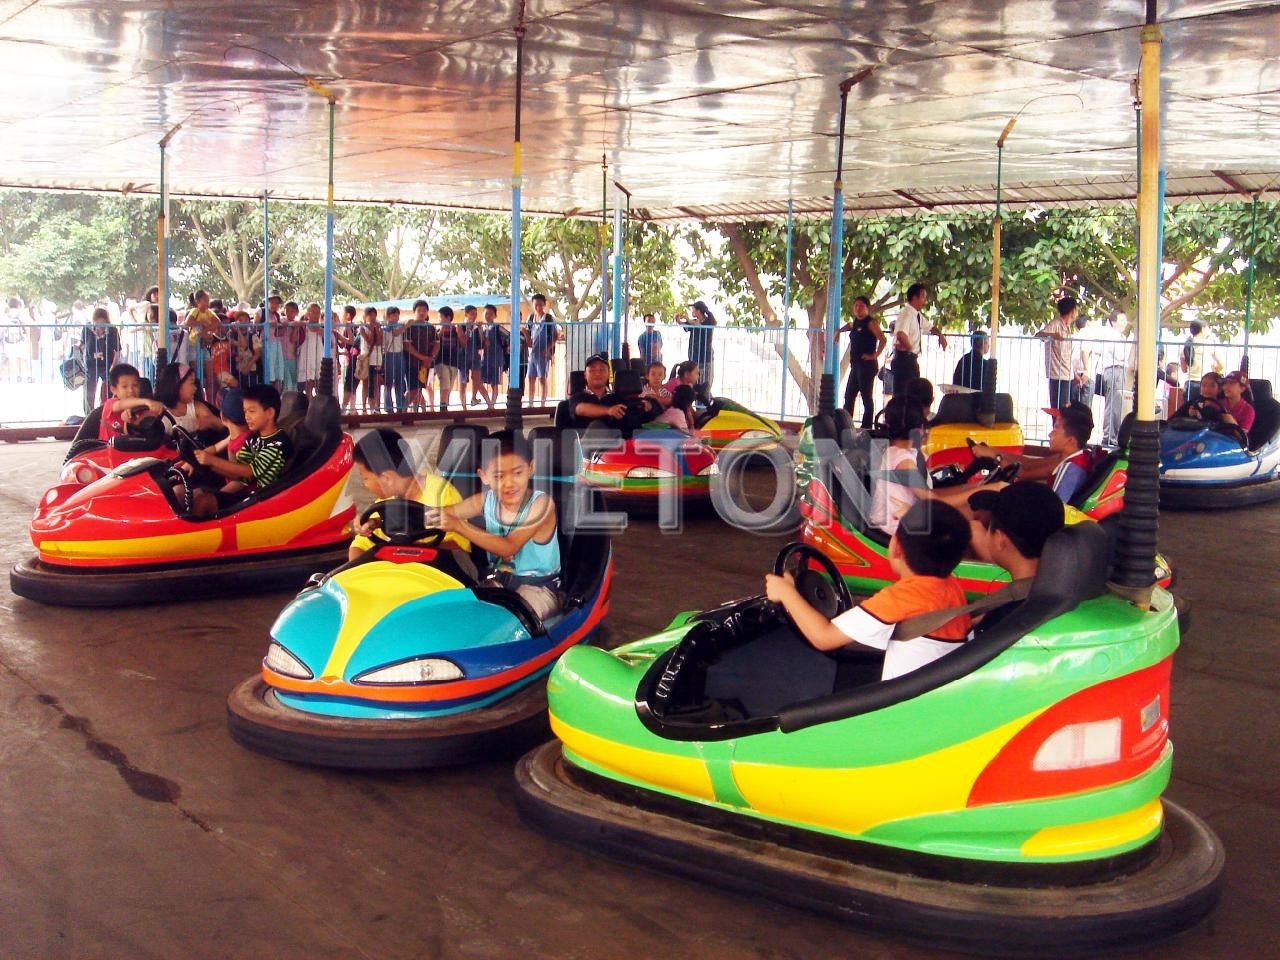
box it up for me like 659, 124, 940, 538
220, 388, 246, 426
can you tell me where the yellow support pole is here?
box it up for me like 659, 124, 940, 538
1135, 20, 1162, 422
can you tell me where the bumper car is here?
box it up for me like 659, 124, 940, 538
923, 387, 1024, 470
516, 527, 1223, 956
10, 394, 354, 607
227, 430, 612, 769
1159, 379, 1280, 510
693, 397, 782, 454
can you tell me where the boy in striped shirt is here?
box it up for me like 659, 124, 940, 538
192, 384, 292, 517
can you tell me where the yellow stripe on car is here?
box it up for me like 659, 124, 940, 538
1020, 799, 1163, 858
40, 527, 222, 560
237, 474, 347, 549
552, 716, 716, 802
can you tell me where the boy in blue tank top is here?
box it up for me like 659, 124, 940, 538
430, 430, 562, 621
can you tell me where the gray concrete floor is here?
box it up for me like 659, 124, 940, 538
0, 426, 1275, 960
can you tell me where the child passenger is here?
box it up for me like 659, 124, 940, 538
765, 499, 972, 680
189, 384, 291, 517
347, 427, 469, 561
97, 363, 144, 439
429, 430, 562, 622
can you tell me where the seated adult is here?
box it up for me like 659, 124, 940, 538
568, 353, 659, 431
1218, 371, 1254, 435
348, 427, 470, 562
951, 330, 989, 391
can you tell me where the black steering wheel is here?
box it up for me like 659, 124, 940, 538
359, 498, 446, 547
1213, 422, 1251, 449
983, 459, 1021, 485
170, 425, 205, 468
772, 542, 854, 620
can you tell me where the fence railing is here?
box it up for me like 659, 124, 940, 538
0, 317, 1268, 446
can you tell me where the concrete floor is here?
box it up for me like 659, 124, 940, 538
0, 425, 1276, 960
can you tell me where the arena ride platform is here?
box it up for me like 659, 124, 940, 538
0, 424, 1275, 959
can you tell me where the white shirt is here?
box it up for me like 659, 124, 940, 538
895, 303, 926, 354
1095, 323, 1130, 369
868, 444, 930, 534
831, 605, 961, 680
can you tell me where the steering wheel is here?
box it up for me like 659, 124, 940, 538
165, 465, 193, 513
1213, 422, 1251, 449
983, 460, 1021, 485
772, 542, 854, 620
170, 425, 204, 468
359, 498, 446, 547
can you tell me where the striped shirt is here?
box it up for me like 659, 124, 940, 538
234, 429, 292, 489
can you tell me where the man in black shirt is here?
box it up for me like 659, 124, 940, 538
568, 354, 659, 432
81, 307, 121, 413
951, 329, 990, 391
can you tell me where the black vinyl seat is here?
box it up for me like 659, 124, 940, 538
931, 391, 1015, 426
437, 423, 490, 499
1246, 379, 1280, 450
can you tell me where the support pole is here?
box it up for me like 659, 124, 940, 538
610, 204, 623, 359
306, 77, 338, 397
1116, 0, 1163, 598
156, 140, 170, 370
1242, 193, 1259, 371
780, 198, 794, 422
506, 24, 526, 430
263, 191, 270, 372
819, 68, 873, 417
981, 116, 1017, 425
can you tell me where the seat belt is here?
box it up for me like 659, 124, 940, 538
889, 578, 1033, 642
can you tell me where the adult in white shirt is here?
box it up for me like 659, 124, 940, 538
1035, 296, 1077, 411
889, 282, 946, 397
1095, 313, 1132, 447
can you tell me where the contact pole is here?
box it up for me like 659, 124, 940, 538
1243, 193, 1259, 368
1116, 0, 1163, 597
156, 140, 170, 369
780, 198, 794, 422
306, 78, 338, 397
610, 204, 623, 359
820, 68, 873, 416
507, 22, 526, 430
262, 190, 270, 356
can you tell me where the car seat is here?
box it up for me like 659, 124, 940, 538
1246, 379, 1280, 450
437, 423, 489, 499
931, 391, 1015, 426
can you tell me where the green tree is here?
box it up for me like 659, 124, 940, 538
0, 192, 156, 305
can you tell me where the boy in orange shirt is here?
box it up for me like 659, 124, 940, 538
765, 499, 972, 680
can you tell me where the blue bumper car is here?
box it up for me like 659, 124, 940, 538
1159, 379, 1280, 510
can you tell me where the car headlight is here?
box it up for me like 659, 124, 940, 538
697, 462, 720, 476
264, 642, 313, 679
627, 466, 676, 479
353, 657, 464, 685
737, 429, 775, 441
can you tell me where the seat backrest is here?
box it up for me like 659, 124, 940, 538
613, 368, 643, 397
288, 392, 337, 467
277, 391, 308, 434
528, 425, 581, 480
1247, 379, 1280, 449
138, 377, 154, 400
549, 480, 610, 610
553, 399, 575, 430
436, 423, 490, 498
930, 391, 1014, 426
567, 370, 587, 395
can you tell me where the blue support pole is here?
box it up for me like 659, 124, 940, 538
305, 77, 338, 396
506, 24, 526, 430
158, 142, 170, 368
611, 204, 623, 358
263, 190, 270, 345
779, 198, 794, 422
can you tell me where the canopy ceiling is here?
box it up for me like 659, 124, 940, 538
1, 0, 1278, 218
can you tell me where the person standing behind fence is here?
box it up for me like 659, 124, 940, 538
1096, 313, 1131, 447
839, 296, 886, 428
479, 304, 508, 411
296, 301, 326, 398
403, 299, 436, 413
1036, 296, 1077, 412
637, 313, 663, 366
952, 329, 989, 391
81, 307, 120, 413
681, 300, 717, 392
463, 304, 487, 407
234, 306, 263, 391
1071, 313, 1097, 409
435, 306, 465, 413
889, 283, 946, 398
381, 305, 408, 413
1180, 320, 1223, 404
526, 294, 556, 406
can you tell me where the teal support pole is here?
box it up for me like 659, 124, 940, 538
1243, 194, 1259, 364
611, 205, 623, 358
506, 24, 526, 430
263, 190, 270, 345
158, 141, 170, 369
779, 198, 793, 422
